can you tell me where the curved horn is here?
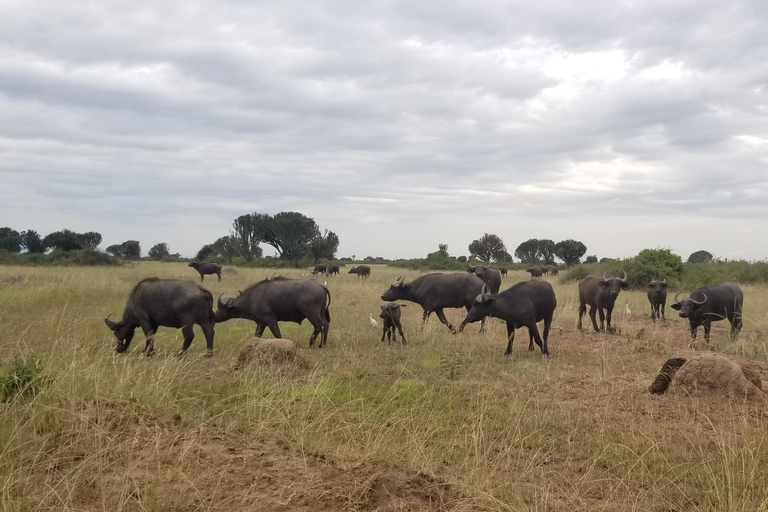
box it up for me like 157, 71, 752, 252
621, 271, 627, 282
674, 292, 683, 304
602, 271, 609, 280
105, 313, 112, 321
662, 278, 666, 284
481, 282, 488, 298
217, 293, 227, 307
691, 293, 707, 305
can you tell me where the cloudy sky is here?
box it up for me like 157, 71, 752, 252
1, 0, 767, 260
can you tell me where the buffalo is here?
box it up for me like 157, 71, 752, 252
349, 265, 371, 280
325, 264, 340, 276
105, 278, 215, 356
577, 272, 630, 332
188, 261, 222, 282
540, 267, 549, 276
526, 268, 543, 279
380, 303, 407, 344
499, 267, 508, 278
467, 265, 502, 294
671, 283, 743, 342
216, 277, 331, 348
647, 279, 668, 322
381, 273, 484, 333
460, 280, 557, 358
313, 264, 327, 275
549, 267, 559, 277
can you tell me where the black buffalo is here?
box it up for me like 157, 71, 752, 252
104, 278, 215, 356
467, 265, 502, 294
325, 264, 340, 276
540, 267, 549, 276
349, 265, 371, 280
460, 280, 557, 357
381, 273, 484, 333
549, 267, 559, 277
647, 279, 668, 322
577, 272, 630, 332
499, 267, 508, 277
380, 303, 407, 344
526, 268, 543, 279
188, 261, 222, 282
215, 277, 331, 348
313, 264, 327, 276
671, 283, 743, 342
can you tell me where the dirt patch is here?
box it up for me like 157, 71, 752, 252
235, 337, 310, 372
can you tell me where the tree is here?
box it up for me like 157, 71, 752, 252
457, 255, 468, 263
120, 240, 141, 258
468, 234, 507, 263
148, 243, 171, 260
230, 213, 268, 262
262, 212, 319, 260
555, 239, 588, 266
196, 245, 216, 260
514, 239, 541, 264
632, 248, 684, 284
212, 236, 240, 263
537, 239, 557, 264
585, 255, 598, 264
437, 244, 449, 257
43, 230, 83, 252
76, 231, 102, 250
20, 230, 45, 253
106, 244, 122, 257
0, 227, 21, 253
688, 250, 714, 264
308, 230, 340, 263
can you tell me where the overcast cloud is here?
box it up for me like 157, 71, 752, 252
1, 0, 767, 260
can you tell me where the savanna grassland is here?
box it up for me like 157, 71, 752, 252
2, 263, 768, 511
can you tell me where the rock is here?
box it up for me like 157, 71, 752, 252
235, 338, 308, 369
222, 267, 238, 275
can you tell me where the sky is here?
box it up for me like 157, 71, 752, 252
1, 0, 767, 260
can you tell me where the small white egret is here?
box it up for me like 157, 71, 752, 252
369, 313, 378, 328
625, 303, 631, 316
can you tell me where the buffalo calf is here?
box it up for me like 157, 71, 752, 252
380, 303, 407, 344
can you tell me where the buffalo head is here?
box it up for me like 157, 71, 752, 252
670, 292, 707, 318
647, 279, 668, 293
381, 276, 409, 301
464, 283, 495, 324
104, 314, 135, 352
214, 293, 237, 322
598, 271, 630, 297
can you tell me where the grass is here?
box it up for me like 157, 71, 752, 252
1, 263, 768, 510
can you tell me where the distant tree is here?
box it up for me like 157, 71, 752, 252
76, 231, 102, 250
230, 213, 269, 262
633, 248, 684, 283
262, 212, 319, 260
687, 250, 714, 264
457, 255, 468, 263
514, 239, 541, 264
555, 239, 588, 266
468, 234, 507, 263
20, 230, 45, 253
599, 257, 613, 263
585, 255, 598, 264
212, 236, 240, 263
437, 244, 449, 257
0, 227, 22, 253
537, 239, 557, 264
106, 244, 122, 257
195, 245, 216, 260
308, 230, 340, 263
148, 243, 171, 260
43, 230, 82, 252
120, 240, 141, 258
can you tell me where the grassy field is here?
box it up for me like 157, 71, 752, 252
2, 262, 768, 511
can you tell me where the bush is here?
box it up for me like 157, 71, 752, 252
0, 354, 50, 403
0, 249, 120, 267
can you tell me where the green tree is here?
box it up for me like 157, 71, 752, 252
514, 239, 541, 264
308, 230, 340, 263
468, 234, 507, 263
537, 239, 557, 264
457, 255, 468, 263
687, 250, 714, 264
632, 248, 684, 285
262, 212, 319, 260
43, 230, 82, 252
212, 236, 241, 263
0, 227, 21, 253
120, 240, 141, 258
76, 231, 102, 250
196, 245, 216, 260
585, 255, 598, 264
555, 239, 588, 266
148, 243, 170, 260
20, 230, 45, 253
230, 213, 268, 262
106, 244, 122, 257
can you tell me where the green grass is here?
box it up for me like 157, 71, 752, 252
2, 263, 768, 510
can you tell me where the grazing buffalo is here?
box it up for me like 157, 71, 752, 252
577, 272, 630, 332
467, 265, 502, 294
671, 283, 743, 343
381, 273, 484, 333
104, 278, 215, 356
216, 277, 331, 348
540, 267, 549, 276
313, 264, 327, 275
549, 267, 559, 277
325, 264, 340, 276
647, 279, 668, 322
188, 261, 222, 282
526, 268, 543, 279
499, 267, 508, 277
460, 280, 557, 358
349, 265, 371, 280
380, 303, 407, 344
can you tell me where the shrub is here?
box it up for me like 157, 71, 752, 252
0, 354, 51, 403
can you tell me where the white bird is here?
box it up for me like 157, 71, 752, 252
324, 281, 327, 286
624, 303, 631, 316
369, 313, 378, 328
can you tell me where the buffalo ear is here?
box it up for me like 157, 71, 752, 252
621, 281, 631, 290
597, 280, 609, 289
105, 318, 118, 331
671, 303, 681, 311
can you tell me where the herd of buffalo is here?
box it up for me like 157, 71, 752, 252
104, 262, 744, 358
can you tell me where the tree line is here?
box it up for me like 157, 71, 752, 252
467, 234, 588, 266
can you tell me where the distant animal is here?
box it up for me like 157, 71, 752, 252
540, 267, 549, 276
188, 261, 222, 282
380, 303, 407, 344
326, 265, 340, 276
369, 313, 378, 328
671, 283, 743, 343
460, 280, 557, 358
381, 273, 485, 333
577, 272, 630, 332
313, 264, 327, 275
467, 265, 502, 294
549, 267, 559, 276
348, 265, 371, 280
526, 268, 543, 279
647, 279, 668, 322
215, 277, 331, 348
104, 278, 215, 356
499, 267, 508, 277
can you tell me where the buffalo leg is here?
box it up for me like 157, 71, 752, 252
255, 323, 267, 337
660, 301, 666, 322
140, 322, 158, 356
395, 320, 407, 344
381, 326, 387, 342
528, 331, 534, 351
703, 320, 712, 343
505, 322, 516, 355
309, 325, 322, 347
589, 306, 600, 332
200, 273, 205, 282
542, 312, 553, 355
577, 301, 586, 330
598, 308, 607, 332
179, 324, 195, 355
527, 322, 549, 358
650, 304, 656, 322
421, 310, 431, 328
730, 307, 743, 337
267, 322, 282, 339
689, 321, 698, 340
434, 308, 456, 333
201, 321, 214, 355
217, 272, 221, 282
606, 308, 614, 332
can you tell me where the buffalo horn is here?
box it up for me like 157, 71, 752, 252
621, 271, 628, 282
674, 292, 683, 304
662, 278, 666, 284
481, 282, 489, 298
105, 313, 112, 321
602, 271, 609, 281
217, 293, 228, 307
691, 293, 707, 305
